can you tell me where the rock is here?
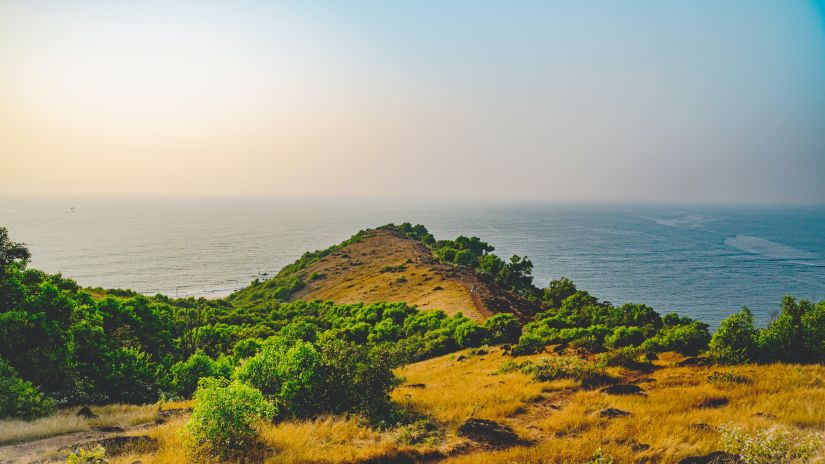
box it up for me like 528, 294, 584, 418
94, 436, 158, 456
456, 355, 467, 362
552, 343, 568, 354
689, 423, 716, 432
405, 383, 426, 389
599, 408, 631, 418
631, 378, 656, 384
601, 384, 644, 395
457, 418, 522, 447
677, 357, 707, 367
67, 436, 158, 457
91, 426, 124, 433
500, 344, 512, 353
76, 406, 98, 419
752, 412, 777, 419
632, 442, 651, 452
616, 437, 650, 451
644, 352, 659, 361
155, 407, 192, 424
678, 451, 742, 464
696, 397, 729, 409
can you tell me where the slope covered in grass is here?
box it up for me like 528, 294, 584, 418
228, 226, 541, 321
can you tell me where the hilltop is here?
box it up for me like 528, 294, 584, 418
228, 226, 541, 321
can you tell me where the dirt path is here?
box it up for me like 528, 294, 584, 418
0, 410, 189, 464
503, 388, 576, 442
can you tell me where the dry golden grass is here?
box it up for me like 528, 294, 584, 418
0, 403, 159, 446
432, 350, 825, 464
290, 229, 489, 319
0, 412, 88, 446
24, 349, 825, 464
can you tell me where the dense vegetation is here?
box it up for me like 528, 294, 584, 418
1, 223, 824, 442
391, 223, 537, 297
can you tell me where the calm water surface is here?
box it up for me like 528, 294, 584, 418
2, 198, 824, 326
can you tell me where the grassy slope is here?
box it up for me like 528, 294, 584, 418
230, 228, 539, 321
99, 349, 825, 464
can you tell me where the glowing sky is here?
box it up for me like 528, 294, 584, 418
2, 1, 824, 203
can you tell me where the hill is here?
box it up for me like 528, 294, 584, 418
229, 227, 541, 321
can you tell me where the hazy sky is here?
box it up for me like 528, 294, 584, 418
2, 1, 824, 204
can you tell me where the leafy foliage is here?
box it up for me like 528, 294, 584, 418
0, 357, 55, 420
169, 352, 232, 398
515, 356, 611, 387
186, 378, 275, 459
720, 424, 821, 464
708, 308, 760, 364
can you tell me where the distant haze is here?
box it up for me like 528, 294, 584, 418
2, 1, 824, 204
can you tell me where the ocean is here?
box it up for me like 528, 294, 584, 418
2, 198, 824, 327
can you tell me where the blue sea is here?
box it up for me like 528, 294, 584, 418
2, 198, 824, 327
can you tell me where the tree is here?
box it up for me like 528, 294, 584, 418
543, 278, 577, 308
169, 352, 232, 398
708, 308, 759, 364
483, 314, 522, 343
186, 378, 275, 459
0, 227, 30, 277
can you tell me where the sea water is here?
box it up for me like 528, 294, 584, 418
2, 198, 824, 327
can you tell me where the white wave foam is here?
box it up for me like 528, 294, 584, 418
651, 214, 716, 228
725, 234, 825, 265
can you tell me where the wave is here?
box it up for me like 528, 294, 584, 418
649, 213, 717, 229
724, 234, 825, 266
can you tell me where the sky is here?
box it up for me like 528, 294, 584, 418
1, 1, 824, 204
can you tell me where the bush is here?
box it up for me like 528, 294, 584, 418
0, 358, 55, 420
708, 308, 759, 364
236, 337, 399, 421
66, 445, 107, 464
236, 340, 321, 418
720, 424, 821, 464
643, 321, 710, 356
105, 347, 157, 404
454, 321, 488, 348
801, 301, 825, 362
605, 326, 645, 349
232, 338, 262, 359
521, 356, 610, 387
483, 314, 522, 344
169, 352, 233, 398
186, 378, 275, 459
511, 333, 546, 356
597, 346, 651, 370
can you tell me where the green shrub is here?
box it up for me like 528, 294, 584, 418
169, 352, 232, 398
105, 347, 157, 404
483, 314, 522, 344
232, 338, 263, 360
605, 326, 645, 349
720, 424, 821, 464
66, 445, 107, 464
643, 320, 710, 356
454, 321, 488, 348
186, 378, 275, 459
236, 337, 399, 421
0, 358, 55, 420
511, 332, 546, 356
521, 356, 610, 387
707, 370, 751, 385
597, 346, 651, 370
801, 301, 825, 362
708, 308, 759, 364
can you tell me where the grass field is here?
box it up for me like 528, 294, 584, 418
90, 348, 825, 463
